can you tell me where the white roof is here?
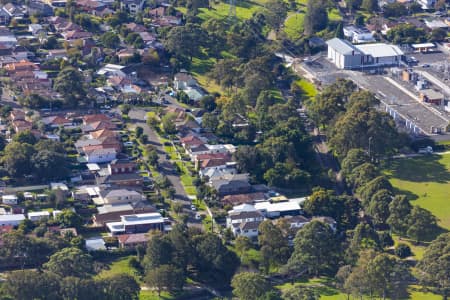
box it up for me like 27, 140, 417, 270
2, 194, 18, 200
412, 43, 436, 48
355, 43, 404, 58
231, 203, 257, 213
28, 211, 50, 217
0, 214, 25, 222
50, 182, 69, 190
86, 163, 101, 171
106, 221, 125, 232
121, 212, 164, 226
326, 38, 362, 55
254, 201, 301, 213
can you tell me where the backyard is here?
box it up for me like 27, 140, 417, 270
384, 153, 450, 230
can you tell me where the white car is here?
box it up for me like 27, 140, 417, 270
191, 204, 197, 211
195, 213, 201, 220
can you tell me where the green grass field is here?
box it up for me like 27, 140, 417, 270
277, 278, 441, 299
296, 79, 318, 99
384, 153, 450, 230
284, 12, 305, 40
198, 1, 262, 21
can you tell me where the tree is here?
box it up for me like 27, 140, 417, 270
346, 162, 379, 190
202, 112, 219, 131
32, 150, 69, 181
20, 93, 49, 108
2, 270, 61, 300
258, 220, 290, 273
358, 176, 393, 205
235, 236, 253, 256
100, 274, 140, 300
406, 206, 438, 243
366, 189, 393, 225
304, 0, 328, 35
100, 32, 120, 48
161, 113, 177, 134
361, 0, 378, 12
340, 148, 369, 178
282, 287, 319, 300
192, 233, 239, 285
429, 28, 447, 42
264, 0, 288, 30
54, 67, 86, 107
146, 111, 159, 128
143, 232, 173, 270
395, 243, 411, 258
164, 23, 208, 61
145, 265, 184, 296
417, 233, 450, 298
287, 221, 338, 276
382, 2, 408, 17
2, 141, 35, 178
199, 95, 217, 111
231, 272, 271, 300
44, 247, 94, 278
387, 195, 412, 235
13, 130, 37, 145
56, 209, 84, 230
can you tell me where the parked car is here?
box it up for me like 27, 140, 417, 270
191, 204, 196, 211
195, 213, 201, 220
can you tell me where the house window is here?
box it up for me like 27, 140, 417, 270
244, 230, 248, 233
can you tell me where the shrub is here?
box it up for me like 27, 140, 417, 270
395, 243, 412, 258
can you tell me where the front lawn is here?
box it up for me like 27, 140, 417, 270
384, 153, 450, 230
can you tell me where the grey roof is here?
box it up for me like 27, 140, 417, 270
326, 38, 361, 55
229, 210, 263, 220
100, 189, 141, 199
240, 221, 260, 231
96, 172, 142, 185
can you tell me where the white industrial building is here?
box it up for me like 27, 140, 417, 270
326, 38, 404, 70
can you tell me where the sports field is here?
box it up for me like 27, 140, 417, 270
384, 153, 450, 230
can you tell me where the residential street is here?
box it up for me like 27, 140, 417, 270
128, 108, 202, 228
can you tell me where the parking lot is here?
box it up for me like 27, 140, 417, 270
297, 54, 450, 137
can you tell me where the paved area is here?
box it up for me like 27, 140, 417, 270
128, 108, 202, 228
296, 54, 450, 138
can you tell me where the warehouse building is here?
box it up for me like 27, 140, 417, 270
326, 38, 404, 70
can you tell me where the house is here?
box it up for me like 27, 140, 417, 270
96, 159, 143, 187
93, 203, 156, 226
222, 192, 266, 206
29, 24, 44, 36
180, 134, 205, 149
173, 72, 197, 90
62, 30, 93, 40
28, 211, 50, 221
120, 0, 145, 15
12, 119, 32, 133
85, 147, 117, 163
50, 182, 69, 193
125, 22, 147, 32
97, 64, 127, 77
254, 200, 302, 218
343, 25, 376, 43
82, 120, 116, 132
2, 194, 18, 205
106, 212, 165, 235
90, 129, 117, 139
0, 26, 16, 47
187, 143, 236, 159
195, 152, 233, 168
3, 3, 24, 19
200, 166, 237, 181
96, 188, 144, 205
0, 8, 10, 25
417, 0, 436, 9
42, 115, 73, 128
118, 233, 150, 248
313, 216, 337, 231
282, 215, 311, 230
209, 173, 252, 196
47, 49, 68, 60
10, 109, 26, 121
148, 6, 166, 17
139, 31, 156, 44
27, 1, 54, 17
326, 38, 403, 70
226, 204, 265, 238
0, 214, 26, 226
425, 19, 448, 30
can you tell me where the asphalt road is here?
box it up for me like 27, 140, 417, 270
128, 108, 203, 228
